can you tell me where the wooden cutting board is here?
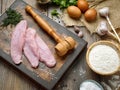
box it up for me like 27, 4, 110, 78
0, 0, 87, 89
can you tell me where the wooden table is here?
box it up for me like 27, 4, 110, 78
0, 0, 120, 90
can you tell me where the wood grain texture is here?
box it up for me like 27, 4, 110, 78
0, 0, 87, 89
0, 0, 104, 90
0, 0, 2, 15
1, 0, 15, 14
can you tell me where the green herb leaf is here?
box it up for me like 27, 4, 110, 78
1, 8, 23, 27
51, 9, 59, 17
52, 0, 77, 8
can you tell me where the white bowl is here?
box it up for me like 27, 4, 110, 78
80, 80, 104, 90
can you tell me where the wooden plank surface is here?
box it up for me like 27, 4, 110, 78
1, 0, 119, 90
0, 0, 1, 15
0, 0, 88, 89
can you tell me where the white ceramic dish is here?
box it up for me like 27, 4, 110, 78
80, 80, 104, 90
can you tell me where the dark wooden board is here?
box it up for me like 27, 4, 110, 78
0, 0, 87, 90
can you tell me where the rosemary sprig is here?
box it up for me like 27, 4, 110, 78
1, 8, 23, 27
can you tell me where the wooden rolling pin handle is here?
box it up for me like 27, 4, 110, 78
25, 5, 62, 43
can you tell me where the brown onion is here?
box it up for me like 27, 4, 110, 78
84, 8, 97, 22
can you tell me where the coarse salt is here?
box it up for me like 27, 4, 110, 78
89, 45, 120, 74
80, 81, 102, 90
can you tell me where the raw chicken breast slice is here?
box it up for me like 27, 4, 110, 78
36, 35, 56, 67
23, 28, 39, 68
25, 28, 39, 58
24, 43, 39, 68
11, 20, 27, 64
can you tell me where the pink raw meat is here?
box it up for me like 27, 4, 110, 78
25, 28, 39, 58
23, 28, 39, 68
11, 20, 27, 64
24, 43, 39, 68
24, 28, 56, 67
36, 35, 56, 67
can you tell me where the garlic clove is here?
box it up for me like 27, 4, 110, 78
78, 31, 83, 37
74, 26, 83, 37
99, 7, 109, 18
74, 26, 80, 33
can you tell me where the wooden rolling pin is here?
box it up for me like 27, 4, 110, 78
25, 5, 76, 56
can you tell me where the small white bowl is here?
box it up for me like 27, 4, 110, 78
80, 80, 104, 90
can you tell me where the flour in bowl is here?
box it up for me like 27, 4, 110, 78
89, 45, 120, 74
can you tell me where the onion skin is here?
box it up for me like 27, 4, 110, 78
67, 6, 81, 19
84, 8, 97, 22
77, 0, 89, 13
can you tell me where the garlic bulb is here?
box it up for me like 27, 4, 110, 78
97, 21, 108, 36
97, 21, 118, 40
99, 7, 109, 17
99, 7, 120, 43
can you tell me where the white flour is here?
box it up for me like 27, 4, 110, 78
89, 45, 120, 74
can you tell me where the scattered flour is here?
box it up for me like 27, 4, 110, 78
80, 81, 102, 90
79, 66, 86, 76
89, 45, 120, 74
